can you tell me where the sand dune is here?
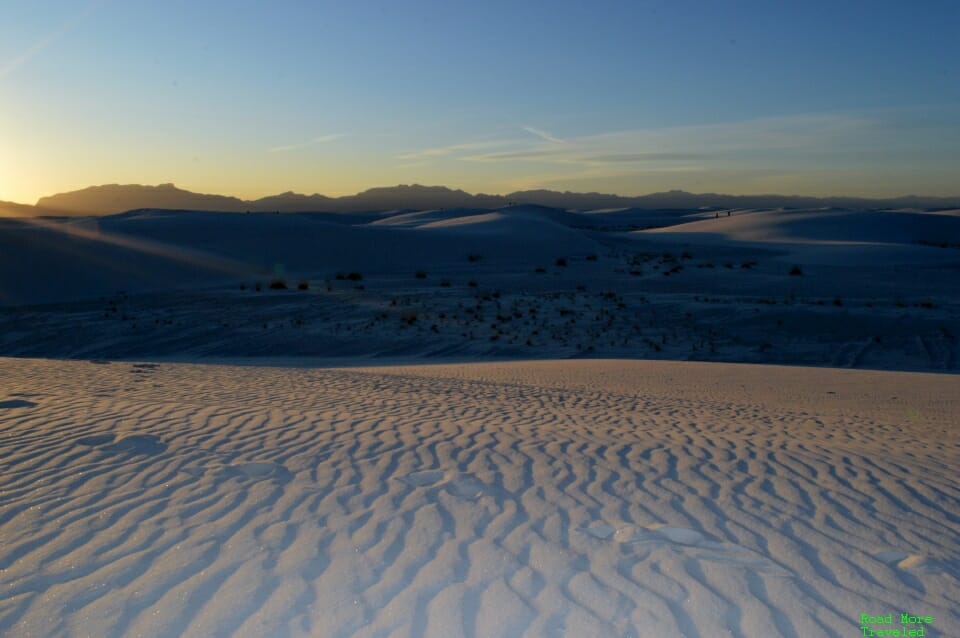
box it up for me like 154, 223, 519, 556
1, 206, 956, 635
642, 208, 960, 266
0, 208, 601, 305
0, 357, 956, 637
1, 205, 958, 371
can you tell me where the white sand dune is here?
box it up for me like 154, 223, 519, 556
2, 205, 958, 370
0, 208, 601, 306
0, 357, 956, 637
641, 208, 960, 266
645, 208, 960, 244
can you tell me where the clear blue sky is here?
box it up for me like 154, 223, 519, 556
2, 0, 958, 203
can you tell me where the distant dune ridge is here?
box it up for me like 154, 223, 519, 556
1, 202, 958, 371
2, 182, 959, 217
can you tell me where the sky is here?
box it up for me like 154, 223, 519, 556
1, 0, 959, 204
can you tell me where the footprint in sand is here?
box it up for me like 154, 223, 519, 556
582, 522, 789, 574
398, 470, 446, 487
77, 433, 167, 455
0, 399, 38, 409
582, 523, 704, 545
104, 434, 167, 455
218, 462, 293, 484
874, 550, 944, 573
445, 474, 489, 500
397, 471, 494, 500
648, 525, 706, 546
582, 523, 617, 540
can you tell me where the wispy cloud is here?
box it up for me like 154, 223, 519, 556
268, 134, 344, 153
522, 126, 564, 144
396, 139, 517, 161
393, 112, 906, 193
465, 149, 714, 163
461, 114, 885, 166
0, 0, 110, 80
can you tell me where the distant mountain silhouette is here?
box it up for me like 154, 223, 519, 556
13, 183, 960, 217
36, 183, 247, 215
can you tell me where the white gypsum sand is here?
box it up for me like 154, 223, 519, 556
0, 357, 956, 637
2, 206, 958, 371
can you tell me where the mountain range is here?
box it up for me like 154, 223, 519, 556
2, 182, 959, 217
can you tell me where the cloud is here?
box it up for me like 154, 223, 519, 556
460, 113, 889, 167
392, 112, 929, 195
522, 126, 564, 144
268, 134, 344, 153
395, 139, 517, 161
464, 149, 715, 163
0, 0, 110, 80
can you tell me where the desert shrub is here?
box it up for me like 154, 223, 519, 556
269, 279, 287, 290
467, 254, 482, 263
254, 282, 262, 292
681, 251, 693, 260
740, 261, 757, 269
789, 265, 803, 276
440, 279, 451, 287
833, 297, 843, 307
415, 271, 427, 279
468, 280, 478, 288
240, 282, 247, 291
346, 272, 363, 281
335, 272, 345, 280
555, 257, 567, 267
585, 254, 598, 261
297, 280, 309, 290
534, 266, 547, 274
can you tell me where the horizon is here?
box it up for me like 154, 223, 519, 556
3, 1, 959, 204
8, 181, 960, 210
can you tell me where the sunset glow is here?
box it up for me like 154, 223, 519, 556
2, 0, 958, 204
